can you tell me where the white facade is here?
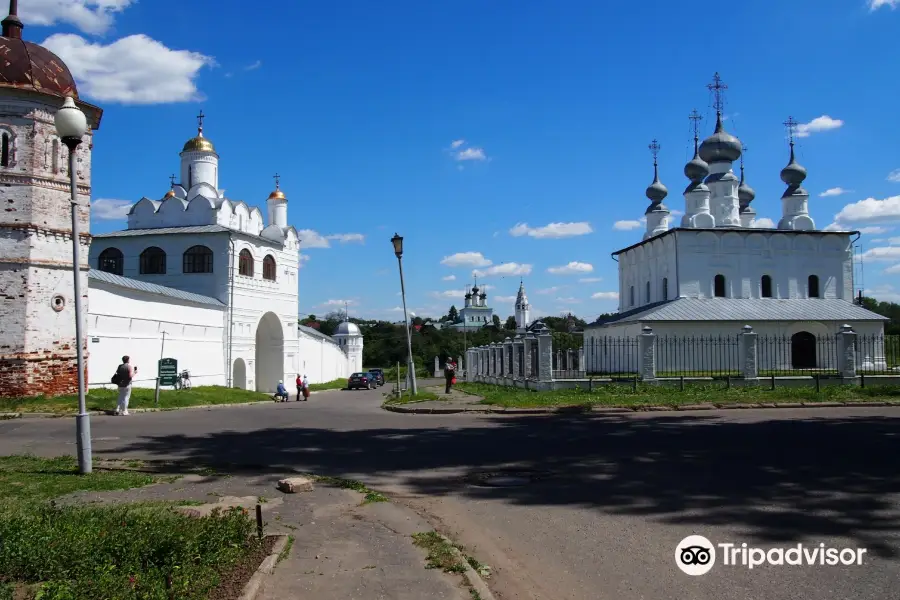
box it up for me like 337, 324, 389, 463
84, 121, 359, 392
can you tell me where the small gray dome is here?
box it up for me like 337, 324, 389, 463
699, 115, 742, 164
645, 202, 669, 215
780, 145, 807, 185
684, 151, 709, 183
739, 203, 756, 215
738, 180, 756, 204
334, 321, 361, 336
645, 179, 668, 203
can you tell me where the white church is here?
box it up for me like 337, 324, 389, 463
585, 74, 887, 371
0, 5, 360, 397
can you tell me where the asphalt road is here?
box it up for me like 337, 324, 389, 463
2, 387, 898, 600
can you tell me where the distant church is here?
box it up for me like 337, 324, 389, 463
0, 4, 359, 396
450, 279, 494, 330
585, 74, 887, 370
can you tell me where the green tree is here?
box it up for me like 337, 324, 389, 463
492, 314, 501, 328
448, 305, 459, 323
505, 316, 517, 330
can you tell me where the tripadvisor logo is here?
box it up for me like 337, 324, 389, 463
675, 535, 868, 575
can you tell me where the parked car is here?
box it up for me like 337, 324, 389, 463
368, 368, 385, 386
347, 372, 376, 390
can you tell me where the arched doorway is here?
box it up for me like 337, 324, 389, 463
255, 312, 284, 392
232, 358, 247, 389
791, 331, 817, 369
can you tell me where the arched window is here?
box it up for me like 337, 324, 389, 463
809, 275, 820, 298
238, 249, 254, 276
97, 247, 123, 275
629, 286, 635, 307
183, 245, 213, 273
1, 132, 9, 167
714, 274, 726, 298
52, 138, 59, 172
139, 247, 167, 274
761, 275, 773, 298
662, 277, 668, 301
263, 255, 277, 281
646, 281, 651, 304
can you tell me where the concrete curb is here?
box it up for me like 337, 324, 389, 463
7, 398, 320, 419
383, 400, 900, 415
437, 533, 496, 600
237, 534, 290, 600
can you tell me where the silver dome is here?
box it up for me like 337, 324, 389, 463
334, 321, 361, 336
684, 151, 709, 183
645, 202, 669, 215
738, 165, 756, 204
780, 145, 807, 186
699, 115, 742, 164
645, 163, 668, 203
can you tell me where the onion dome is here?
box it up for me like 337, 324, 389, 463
738, 163, 756, 205
645, 140, 668, 202
780, 142, 807, 186
699, 114, 742, 164
164, 189, 175, 198
645, 202, 669, 215
684, 148, 709, 183
0, 2, 79, 99
182, 111, 216, 153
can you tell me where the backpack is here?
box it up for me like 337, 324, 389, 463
112, 364, 131, 386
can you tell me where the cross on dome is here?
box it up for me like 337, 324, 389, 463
783, 116, 798, 147
707, 72, 728, 116
196, 110, 205, 134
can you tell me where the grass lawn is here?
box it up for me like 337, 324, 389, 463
308, 378, 346, 392
383, 390, 442, 405
0, 455, 264, 600
454, 382, 900, 409
0, 385, 270, 415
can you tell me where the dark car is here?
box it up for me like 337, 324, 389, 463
347, 372, 376, 390
367, 368, 385, 386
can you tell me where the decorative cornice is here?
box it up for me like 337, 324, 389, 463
0, 223, 91, 240
0, 172, 91, 195
0, 258, 89, 270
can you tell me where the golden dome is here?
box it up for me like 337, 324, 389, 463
182, 133, 216, 153
267, 189, 286, 200
164, 189, 175, 198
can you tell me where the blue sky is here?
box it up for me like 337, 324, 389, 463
25, 0, 900, 320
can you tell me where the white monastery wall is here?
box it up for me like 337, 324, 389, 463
298, 330, 355, 384
618, 234, 678, 311
86, 282, 225, 389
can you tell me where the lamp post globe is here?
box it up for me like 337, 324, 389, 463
55, 96, 87, 142
391, 233, 403, 258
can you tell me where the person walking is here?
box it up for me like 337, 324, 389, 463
444, 357, 456, 394
302, 374, 310, 401
113, 355, 136, 416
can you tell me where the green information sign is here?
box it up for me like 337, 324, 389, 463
158, 358, 178, 387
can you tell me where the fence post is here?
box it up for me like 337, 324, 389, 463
639, 326, 657, 381
458, 355, 464, 378
535, 325, 554, 383
838, 324, 858, 385
434, 355, 440, 378
578, 346, 585, 374
512, 336, 522, 379
740, 325, 759, 383
522, 335, 533, 379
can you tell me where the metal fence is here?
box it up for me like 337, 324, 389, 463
580, 334, 899, 379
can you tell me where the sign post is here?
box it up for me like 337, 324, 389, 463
157, 358, 178, 407
154, 331, 167, 407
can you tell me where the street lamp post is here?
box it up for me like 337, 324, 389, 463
391, 233, 417, 395
55, 96, 91, 474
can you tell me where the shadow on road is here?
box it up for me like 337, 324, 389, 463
100, 412, 900, 558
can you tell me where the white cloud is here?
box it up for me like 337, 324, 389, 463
244, 60, 262, 71
751, 217, 776, 228
494, 295, 516, 303
24, 0, 134, 35
860, 226, 891, 234
536, 287, 560, 295
795, 115, 844, 138
547, 262, 594, 275
326, 233, 365, 244
833, 196, 900, 224
456, 147, 487, 161
320, 299, 356, 307
884, 264, 900, 274
298, 254, 310, 268
864, 284, 900, 302
591, 291, 619, 300
442, 275, 457, 281
888, 169, 900, 183
579, 277, 603, 283
860, 246, 900, 261
473, 263, 532, 278
43, 33, 214, 104
613, 220, 642, 231
819, 187, 852, 197
509, 221, 593, 239
869, 0, 899, 10
430, 290, 463, 299
441, 252, 492, 268
450, 139, 465, 149
91, 198, 130, 220
885, 236, 900, 244
556, 297, 582, 304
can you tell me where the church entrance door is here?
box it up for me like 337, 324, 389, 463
255, 312, 284, 393
791, 331, 817, 369
233, 358, 247, 389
